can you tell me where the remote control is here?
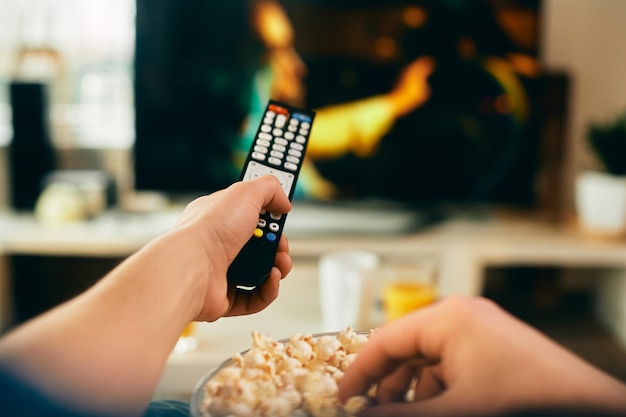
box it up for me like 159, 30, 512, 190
227, 100, 315, 287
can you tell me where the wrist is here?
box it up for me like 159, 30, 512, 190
129, 229, 209, 323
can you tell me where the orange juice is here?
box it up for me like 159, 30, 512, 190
174, 322, 198, 353
180, 322, 195, 338
382, 281, 437, 321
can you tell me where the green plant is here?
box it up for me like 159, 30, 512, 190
588, 110, 626, 176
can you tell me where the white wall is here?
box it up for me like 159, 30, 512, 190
542, 0, 626, 345
542, 0, 626, 213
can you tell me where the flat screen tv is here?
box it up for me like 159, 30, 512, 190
134, 0, 557, 232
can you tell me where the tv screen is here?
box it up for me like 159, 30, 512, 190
134, 0, 547, 210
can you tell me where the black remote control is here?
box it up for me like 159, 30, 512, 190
227, 100, 315, 287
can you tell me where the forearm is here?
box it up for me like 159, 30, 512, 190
502, 346, 626, 414
559, 361, 626, 413
0, 229, 203, 415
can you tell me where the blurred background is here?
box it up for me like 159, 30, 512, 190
0, 0, 624, 214
0, 0, 134, 147
0, 0, 626, 397
0, 0, 623, 216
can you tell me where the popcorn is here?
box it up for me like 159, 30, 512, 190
200, 328, 374, 417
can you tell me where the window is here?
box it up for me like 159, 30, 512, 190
0, 0, 135, 148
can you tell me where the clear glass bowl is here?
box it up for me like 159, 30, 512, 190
190, 356, 238, 417
190, 331, 370, 417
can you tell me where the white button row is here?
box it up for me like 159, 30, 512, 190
251, 110, 307, 171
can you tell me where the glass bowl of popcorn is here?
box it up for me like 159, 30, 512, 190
190, 328, 373, 417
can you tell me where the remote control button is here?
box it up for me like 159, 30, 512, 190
263, 117, 273, 125
269, 212, 282, 220
269, 222, 280, 232
265, 110, 276, 118
275, 114, 287, 127
301, 122, 311, 129
284, 132, 295, 140
288, 125, 297, 132
299, 128, 309, 136
273, 128, 283, 137
260, 125, 272, 133
256, 139, 270, 147
270, 150, 284, 158
254, 145, 268, 153
251, 152, 266, 161
291, 142, 304, 151
258, 218, 267, 228
268, 157, 282, 166
288, 149, 302, 157
266, 233, 277, 242
272, 144, 286, 152
284, 162, 298, 171
260, 208, 267, 215
295, 135, 306, 144
258, 132, 272, 140
275, 138, 288, 146
289, 117, 299, 125
286, 155, 300, 164
253, 228, 264, 238
292, 112, 311, 123
268, 104, 288, 114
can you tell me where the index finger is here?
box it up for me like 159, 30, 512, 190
338, 302, 444, 402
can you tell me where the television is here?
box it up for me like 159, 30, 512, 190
133, 0, 559, 234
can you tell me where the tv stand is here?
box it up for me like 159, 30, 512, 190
286, 199, 444, 236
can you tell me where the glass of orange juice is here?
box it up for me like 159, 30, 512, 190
381, 256, 439, 322
174, 322, 198, 353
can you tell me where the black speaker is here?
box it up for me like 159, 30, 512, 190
8, 81, 56, 210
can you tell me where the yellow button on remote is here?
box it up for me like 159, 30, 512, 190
253, 228, 264, 238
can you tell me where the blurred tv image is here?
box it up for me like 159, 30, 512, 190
134, 0, 555, 210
